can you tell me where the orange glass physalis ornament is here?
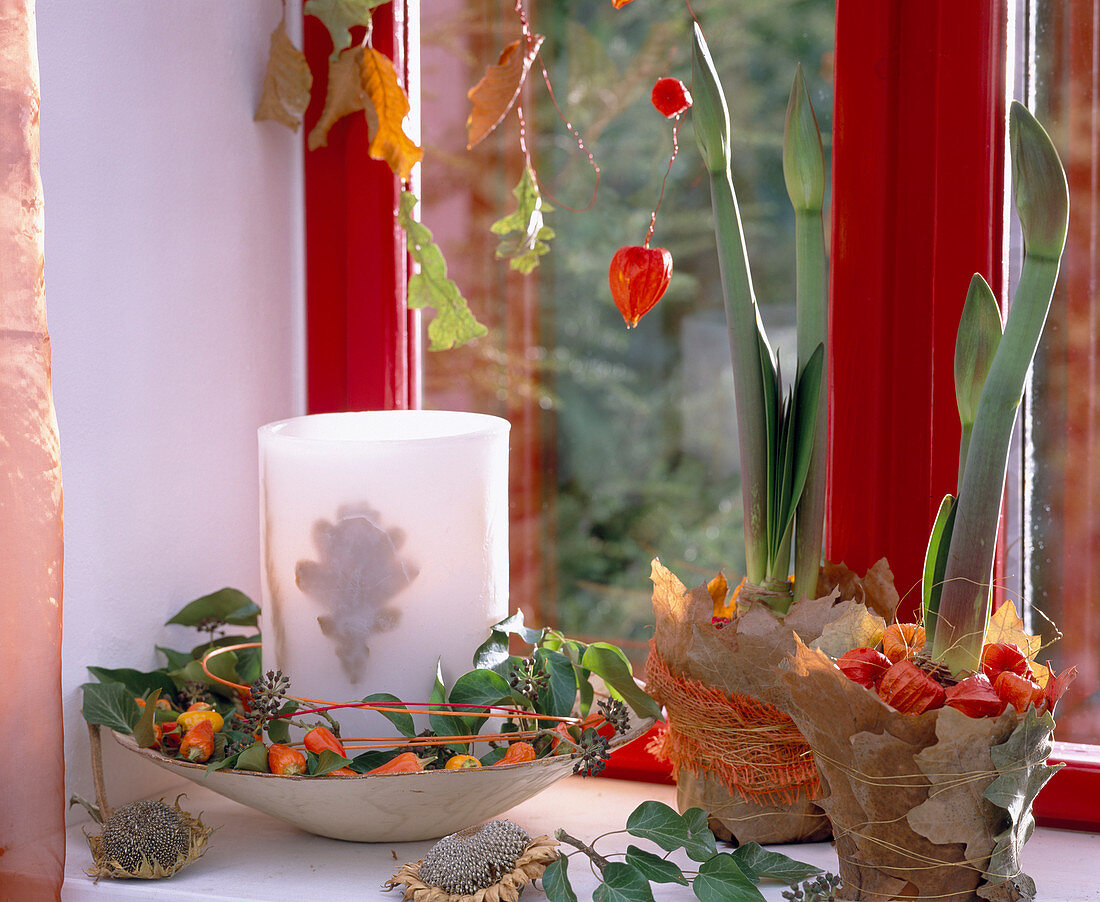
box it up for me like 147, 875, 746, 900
609, 245, 673, 328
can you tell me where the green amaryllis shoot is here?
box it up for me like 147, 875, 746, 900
785, 64, 829, 605
928, 102, 1068, 675
923, 278, 1002, 635
691, 25, 827, 613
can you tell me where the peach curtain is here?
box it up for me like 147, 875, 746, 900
0, 1, 66, 899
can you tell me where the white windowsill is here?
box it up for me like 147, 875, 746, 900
62, 777, 1100, 901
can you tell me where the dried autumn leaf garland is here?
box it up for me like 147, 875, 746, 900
258, 0, 614, 346
256, 1, 483, 350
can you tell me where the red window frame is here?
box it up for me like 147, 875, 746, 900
300, 0, 1100, 830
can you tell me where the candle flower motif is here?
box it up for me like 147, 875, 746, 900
295, 506, 418, 683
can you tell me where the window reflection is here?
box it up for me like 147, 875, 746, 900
421, 1, 834, 655
1025, 1, 1100, 744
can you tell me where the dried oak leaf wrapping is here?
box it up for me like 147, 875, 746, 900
779, 639, 1060, 902
645, 557, 898, 845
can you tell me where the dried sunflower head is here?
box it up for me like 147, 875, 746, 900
385, 820, 559, 902
85, 796, 212, 882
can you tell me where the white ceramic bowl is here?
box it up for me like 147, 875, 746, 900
113, 720, 653, 842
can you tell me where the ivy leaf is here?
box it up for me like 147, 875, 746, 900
680, 807, 718, 863
624, 845, 688, 885
594, 862, 655, 902
189, 634, 259, 661
398, 191, 487, 351
169, 652, 241, 700
429, 659, 468, 751
467, 35, 545, 149
206, 751, 242, 773
479, 746, 508, 766
473, 611, 547, 671
304, 0, 385, 61
982, 706, 1060, 896
542, 855, 578, 902
692, 854, 766, 902
448, 670, 514, 735
362, 692, 416, 738
361, 47, 422, 180
541, 629, 586, 662
266, 701, 299, 745
86, 666, 177, 701
625, 801, 690, 852
255, 19, 313, 132
235, 741, 272, 773
350, 750, 392, 773
310, 748, 353, 776
730, 843, 823, 885
490, 167, 555, 273
132, 689, 162, 749
81, 682, 141, 734
235, 642, 263, 685
580, 643, 662, 720
156, 645, 194, 670
308, 47, 370, 150
166, 588, 259, 628
535, 648, 581, 720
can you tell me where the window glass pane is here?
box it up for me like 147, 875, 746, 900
1024, 1, 1100, 744
421, 2, 834, 655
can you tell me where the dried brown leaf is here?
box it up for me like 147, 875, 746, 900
817, 557, 900, 621
255, 20, 313, 132
361, 47, 422, 179
466, 35, 545, 149
986, 601, 1042, 661
308, 47, 376, 150
809, 603, 886, 658
908, 706, 1017, 863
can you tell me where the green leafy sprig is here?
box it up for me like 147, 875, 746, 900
399, 191, 488, 351
81, 597, 659, 779
491, 166, 556, 273
545, 801, 824, 902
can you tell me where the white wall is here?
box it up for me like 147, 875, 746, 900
38, 2, 305, 820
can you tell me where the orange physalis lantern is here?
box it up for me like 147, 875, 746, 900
609, 245, 673, 328
877, 660, 946, 714
882, 622, 925, 663
836, 647, 891, 689
944, 674, 1006, 718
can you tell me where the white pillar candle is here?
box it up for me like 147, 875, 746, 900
258, 411, 510, 729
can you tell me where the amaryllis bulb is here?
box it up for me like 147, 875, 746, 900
608, 245, 673, 328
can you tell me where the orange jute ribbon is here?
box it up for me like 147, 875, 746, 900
645, 644, 820, 805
